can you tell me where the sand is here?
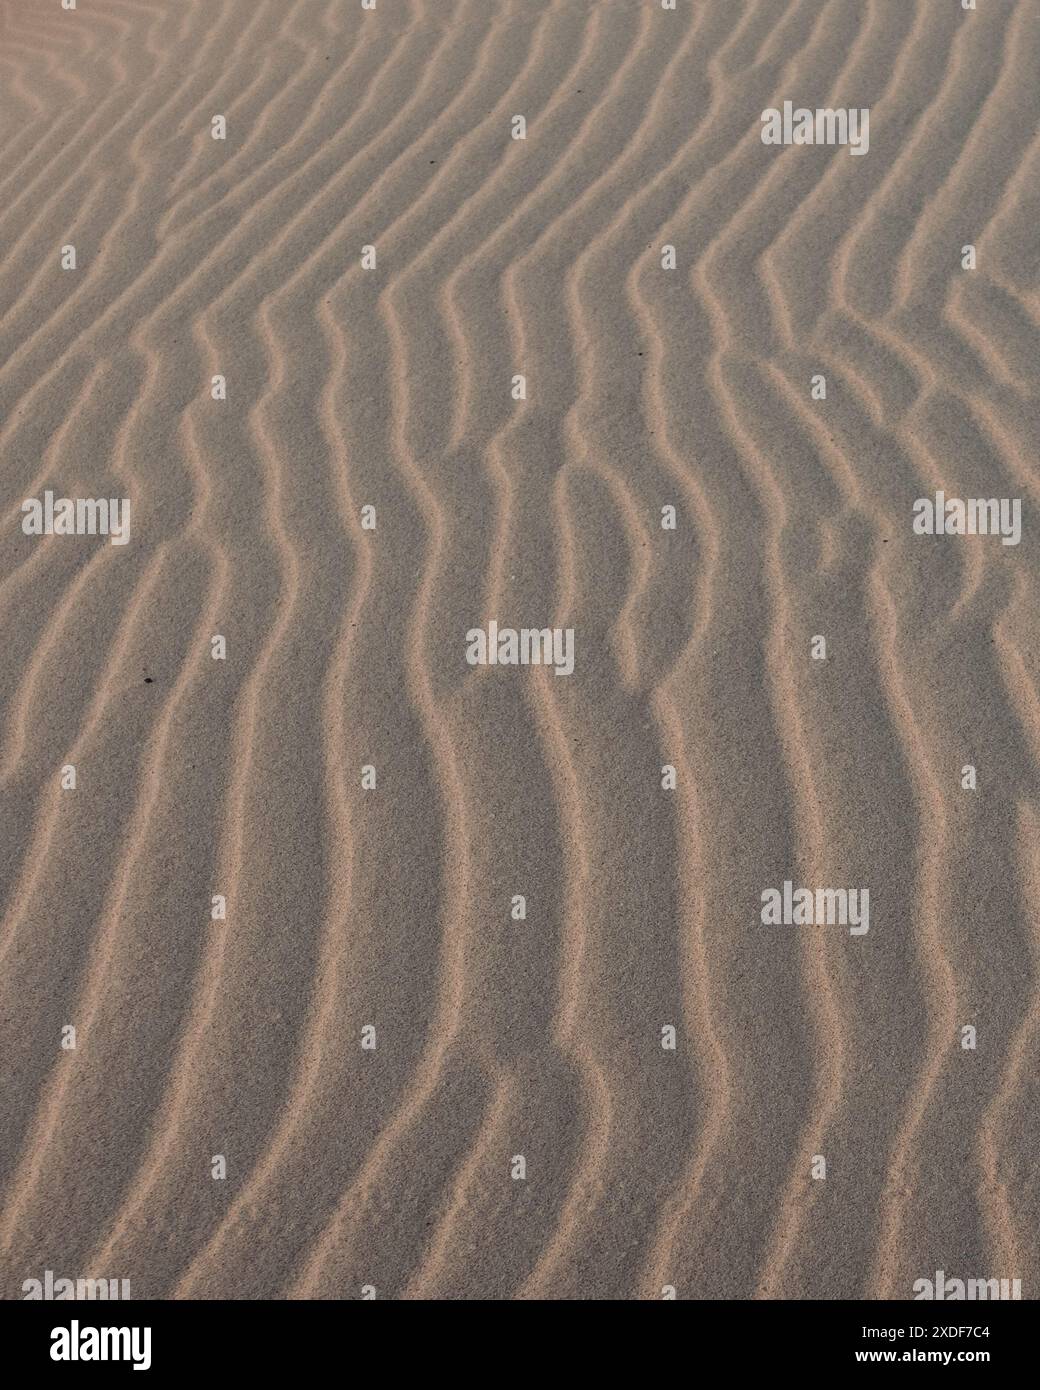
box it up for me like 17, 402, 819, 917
0, 0, 1038, 1301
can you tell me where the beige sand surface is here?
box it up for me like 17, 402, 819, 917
1, 0, 1038, 1300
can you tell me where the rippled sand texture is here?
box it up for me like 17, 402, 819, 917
1, 0, 1038, 1300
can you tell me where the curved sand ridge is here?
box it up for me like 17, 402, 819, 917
0, 0, 1038, 1300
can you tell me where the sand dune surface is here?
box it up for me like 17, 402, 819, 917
1, 0, 1038, 1300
